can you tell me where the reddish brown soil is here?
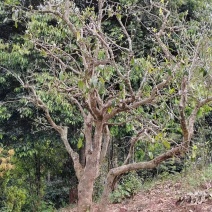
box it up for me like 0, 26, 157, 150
61, 180, 212, 212
99, 181, 212, 212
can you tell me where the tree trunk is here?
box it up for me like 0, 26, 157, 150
98, 172, 114, 212
77, 176, 95, 211
77, 121, 103, 211
77, 155, 99, 211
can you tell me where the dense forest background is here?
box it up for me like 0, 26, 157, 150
0, 0, 211, 211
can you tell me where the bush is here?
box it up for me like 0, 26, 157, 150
3, 185, 27, 212
110, 171, 143, 203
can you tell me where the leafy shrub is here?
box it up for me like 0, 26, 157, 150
38, 201, 55, 212
44, 180, 70, 209
3, 186, 27, 212
110, 172, 143, 203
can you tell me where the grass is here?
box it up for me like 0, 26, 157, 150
141, 164, 212, 194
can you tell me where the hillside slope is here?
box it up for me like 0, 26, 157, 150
60, 166, 212, 212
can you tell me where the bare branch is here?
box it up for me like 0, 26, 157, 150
67, 95, 86, 119
100, 141, 188, 208
117, 17, 132, 52
89, 91, 103, 120
123, 128, 145, 165
187, 96, 212, 138
34, 42, 81, 75
132, 76, 172, 109
179, 76, 189, 141
39, 1, 77, 36
1, 66, 25, 86
97, 0, 104, 29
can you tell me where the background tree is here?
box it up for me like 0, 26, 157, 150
0, 1, 80, 210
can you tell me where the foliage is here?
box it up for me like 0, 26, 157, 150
110, 172, 143, 203
44, 180, 70, 209
184, 164, 212, 190
0, 137, 75, 210
140, 163, 212, 202
192, 111, 212, 166
0, 147, 15, 177
0, 155, 27, 212
3, 185, 27, 212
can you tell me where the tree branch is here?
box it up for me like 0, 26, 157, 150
34, 41, 81, 75
179, 76, 189, 141
97, 0, 104, 29
117, 16, 132, 52
67, 95, 86, 119
123, 128, 145, 165
24, 84, 83, 179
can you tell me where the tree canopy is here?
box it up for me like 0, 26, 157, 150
0, 0, 212, 211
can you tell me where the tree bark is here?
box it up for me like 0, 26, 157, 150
77, 164, 97, 211
77, 121, 104, 211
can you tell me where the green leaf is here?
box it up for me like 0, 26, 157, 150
162, 140, 171, 149
200, 68, 207, 77
192, 145, 198, 150
99, 77, 105, 84
126, 123, 134, 132
14, 21, 18, 28
78, 80, 85, 90
107, 107, 112, 114
40, 49, 47, 57
3, 17, 8, 23
12, 9, 19, 21
167, 69, 172, 76
90, 76, 98, 87
184, 70, 189, 76
77, 137, 83, 149
130, 58, 135, 65
98, 50, 105, 59
155, 132, 163, 141
169, 88, 175, 94
59, 71, 65, 80
76, 31, 81, 41
191, 151, 196, 159
116, 13, 122, 20
148, 152, 154, 159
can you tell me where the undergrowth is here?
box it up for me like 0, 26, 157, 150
142, 164, 212, 193
109, 164, 212, 204
109, 172, 143, 203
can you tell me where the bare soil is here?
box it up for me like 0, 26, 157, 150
61, 180, 212, 212
99, 181, 212, 212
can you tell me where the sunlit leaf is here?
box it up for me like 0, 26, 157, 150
77, 137, 83, 149
148, 152, 154, 159
162, 140, 171, 149
76, 31, 81, 41
78, 80, 85, 90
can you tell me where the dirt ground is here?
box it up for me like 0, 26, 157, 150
61, 180, 212, 212
99, 181, 212, 212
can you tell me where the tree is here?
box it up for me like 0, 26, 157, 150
1, 0, 212, 211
